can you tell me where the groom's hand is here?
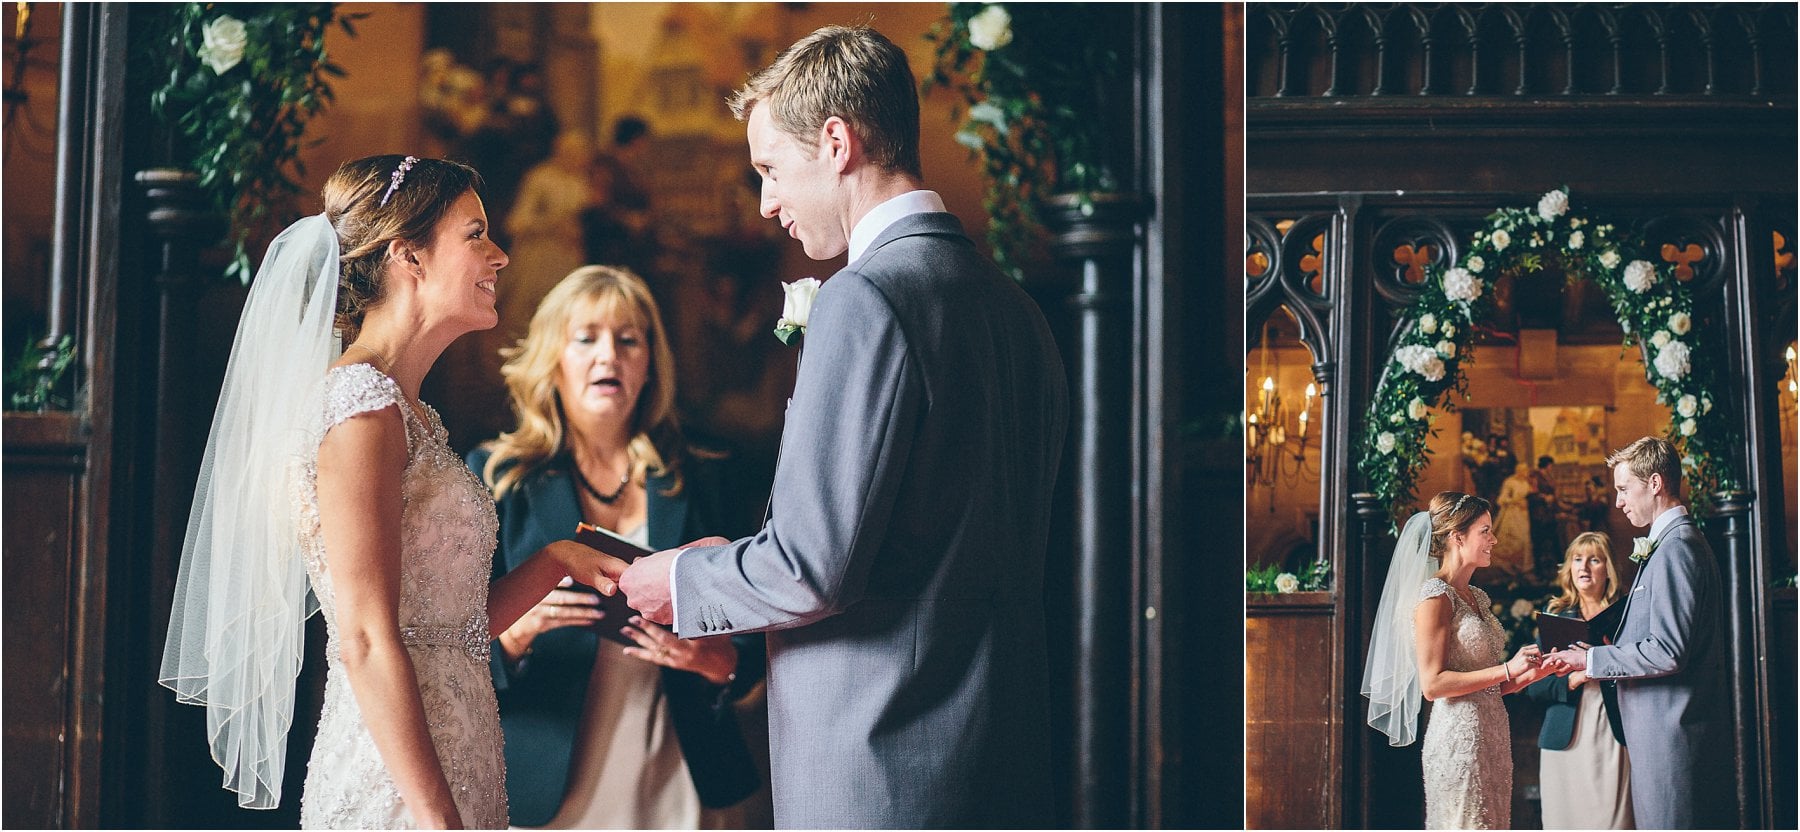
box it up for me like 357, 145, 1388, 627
619, 538, 729, 627
1543, 642, 1590, 673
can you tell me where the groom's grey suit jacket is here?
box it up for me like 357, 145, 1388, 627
671, 212, 1067, 828
1587, 514, 1733, 829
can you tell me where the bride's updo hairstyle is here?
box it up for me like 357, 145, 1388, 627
321, 154, 483, 341
1427, 491, 1493, 559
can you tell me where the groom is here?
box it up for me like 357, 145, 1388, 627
614, 24, 1068, 827
1543, 436, 1733, 828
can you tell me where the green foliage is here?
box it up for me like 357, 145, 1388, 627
1360, 189, 1740, 522
5, 333, 76, 411
1246, 558, 1332, 593
922, 3, 1121, 280
147, 4, 362, 283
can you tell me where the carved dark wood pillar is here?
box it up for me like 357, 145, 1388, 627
1046, 192, 1147, 830
1709, 490, 1761, 829
1350, 491, 1384, 829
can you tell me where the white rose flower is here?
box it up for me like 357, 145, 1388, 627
1680, 418, 1698, 437
1668, 311, 1691, 335
1466, 255, 1485, 274
1395, 345, 1445, 381
1510, 598, 1535, 619
1442, 268, 1483, 303
1491, 229, 1511, 251
1274, 573, 1300, 594
1598, 249, 1621, 269
1408, 397, 1428, 421
1702, 396, 1713, 414
1376, 431, 1396, 454
1631, 537, 1656, 560
1677, 394, 1698, 418
1537, 189, 1570, 221
1419, 356, 1445, 382
1654, 340, 1691, 381
1569, 230, 1585, 250
1419, 313, 1438, 334
198, 14, 249, 75
966, 5, 1014, 51
774, 277, 821, 344
1650, 330, 1671, 349
1437, 340, 1457, 359
1442, 322, 1456, 339
1624, 260, 1657, 293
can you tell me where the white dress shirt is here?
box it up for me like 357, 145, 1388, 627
1648, 504, 1689, 542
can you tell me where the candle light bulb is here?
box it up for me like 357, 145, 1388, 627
1787, 344, 1796, 362
1305, 382, 1317, 399
1263, 377, 1275, 392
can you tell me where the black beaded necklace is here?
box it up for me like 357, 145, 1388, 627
570, 462, 631, 504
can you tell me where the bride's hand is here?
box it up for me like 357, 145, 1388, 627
545, 540, 630, 595
1506, 643, 1542, 681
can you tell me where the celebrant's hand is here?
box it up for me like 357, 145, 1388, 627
621, 616, 739, 684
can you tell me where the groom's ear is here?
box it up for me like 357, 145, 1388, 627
819, 116, 857, 174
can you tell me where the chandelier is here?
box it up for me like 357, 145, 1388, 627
1246, 321, 1321, 501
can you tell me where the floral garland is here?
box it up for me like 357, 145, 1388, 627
146, 4, 360, 283
1358, 188, 1740, 522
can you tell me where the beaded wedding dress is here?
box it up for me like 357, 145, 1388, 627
296, 365, 508, 829
1417, 578, 1511, 830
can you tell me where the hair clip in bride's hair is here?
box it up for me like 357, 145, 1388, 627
379, 156, 420, 207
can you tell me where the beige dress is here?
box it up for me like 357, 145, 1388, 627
298, 365, 508, 829
520, 523, 704, 830
1540, 679, 1635, 829
1417, 579, 1511, 830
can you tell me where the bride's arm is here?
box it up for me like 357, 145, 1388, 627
317, 408, 462, 829
487, 540, 628, 637
1413, 596, 1536, 700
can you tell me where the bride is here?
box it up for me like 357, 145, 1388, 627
1363, 491, 1558, 829
160, 155, 626, 828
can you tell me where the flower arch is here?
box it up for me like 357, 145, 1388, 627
1358, 188, 1739, 521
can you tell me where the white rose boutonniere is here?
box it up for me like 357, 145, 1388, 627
774, 277, 821, 345
1630, 536, 1657, 564
198, 14, 249, 75
1274, 572, 1300, 594
967, 5, 1014, 51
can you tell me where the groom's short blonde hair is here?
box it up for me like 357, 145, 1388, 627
1608, 436, 1683, 498
729, 24, 923, 178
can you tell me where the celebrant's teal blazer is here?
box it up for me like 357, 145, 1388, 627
468, 447, 766, 825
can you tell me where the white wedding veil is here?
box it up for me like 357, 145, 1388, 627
159, 213, 340, 809
1362, 509, 1436, 746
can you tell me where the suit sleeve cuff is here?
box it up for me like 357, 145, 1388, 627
668, 548, 690, 635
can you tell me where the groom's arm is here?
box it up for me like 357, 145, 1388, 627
1587, 534, 1710, 681
649, 272, 922, 635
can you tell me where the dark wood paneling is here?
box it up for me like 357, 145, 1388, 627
1246, 592, 1339, 830
2, 412, 84, 828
